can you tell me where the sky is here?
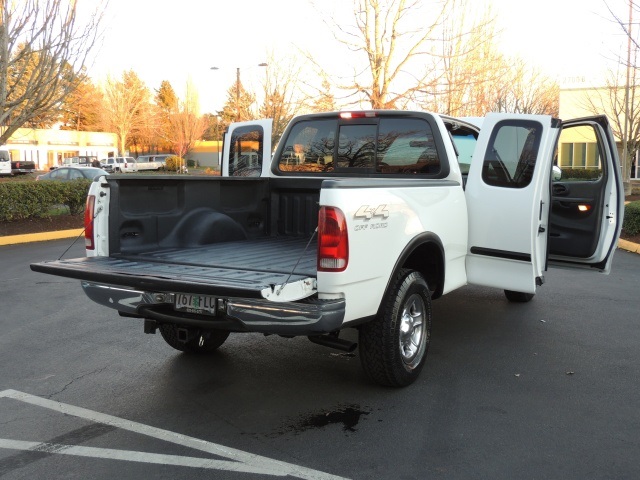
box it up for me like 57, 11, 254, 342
87, 0, 628, 114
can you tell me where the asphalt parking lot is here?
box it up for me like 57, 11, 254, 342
0, 239, 639, 479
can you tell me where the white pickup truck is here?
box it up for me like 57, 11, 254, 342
0, 148, 11, 176
31, 110, 624, 387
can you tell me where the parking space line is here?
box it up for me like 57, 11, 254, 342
0, 389, 349, 480
0, 438, 279, 474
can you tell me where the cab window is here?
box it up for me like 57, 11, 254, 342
277, 116, 440, 175
377, 118, 440, 174
278, 120, 336, 173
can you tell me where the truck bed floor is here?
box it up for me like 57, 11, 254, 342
31, 236, 317, 298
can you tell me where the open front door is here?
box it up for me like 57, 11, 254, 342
465, 114, 623, 294
465, 113, 558, 293
221, 119, 272, 177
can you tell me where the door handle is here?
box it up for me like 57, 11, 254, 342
552, 184, 568, 195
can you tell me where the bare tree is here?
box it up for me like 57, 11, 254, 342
490, 58, 559, 116
326, 0, 454, 109
259, 54, 303, 146
420, 3, 502, 116
0, 0, 105, 144
581, 67, 640, 189
166, 79, 207, 163
102, 70, 151, 155
582, 1, 639, 194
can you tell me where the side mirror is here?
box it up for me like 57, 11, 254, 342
552, 165, 562, 181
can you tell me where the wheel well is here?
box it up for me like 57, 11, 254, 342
402, 241, 445, 299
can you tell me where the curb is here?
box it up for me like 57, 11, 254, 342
0, 229, 84, 247
618, 238, 640, 254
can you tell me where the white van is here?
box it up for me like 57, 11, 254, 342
0, 148, 11, 176
101, 157, 138, 173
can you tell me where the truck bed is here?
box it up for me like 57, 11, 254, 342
32, 236, 317, 299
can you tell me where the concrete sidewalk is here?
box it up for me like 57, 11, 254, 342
1, 227, 639, 254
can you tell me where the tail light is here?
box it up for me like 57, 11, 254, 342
318, 206, 349, 272
85, 195, 96, 250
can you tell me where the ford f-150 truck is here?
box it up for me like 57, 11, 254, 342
31, 111, 624, 387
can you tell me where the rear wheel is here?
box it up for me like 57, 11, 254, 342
359, 269, 432, 387
159, 324, 229, 353
504, 290, 535, 303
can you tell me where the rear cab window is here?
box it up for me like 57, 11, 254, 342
275, 112, 451, 178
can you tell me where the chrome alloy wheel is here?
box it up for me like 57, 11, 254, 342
399, 293, 427, 368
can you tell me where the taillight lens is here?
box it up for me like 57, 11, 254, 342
318, 206, 348, 272
85, 195, 95, 250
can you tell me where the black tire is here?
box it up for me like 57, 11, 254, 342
504, 290, 535, 303
359, 269, 432, 387
159, 324, 229, 353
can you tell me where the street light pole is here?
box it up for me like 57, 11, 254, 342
210, 63, 268, 122
236, 67, 240, 122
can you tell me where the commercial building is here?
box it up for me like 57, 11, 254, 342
0, 127, 117, 171
559, 81, 639, 179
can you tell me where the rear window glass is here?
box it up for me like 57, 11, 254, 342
377, 118, 439, 174
277, 117, 440, 175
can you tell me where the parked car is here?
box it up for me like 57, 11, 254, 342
63, 156, 100, 168
101, 157, 137, 173
135, 155, 165, 171
36, 166, 109, 181
151, 154, 173, 168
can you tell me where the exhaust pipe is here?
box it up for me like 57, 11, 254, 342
308, 334, 357, 352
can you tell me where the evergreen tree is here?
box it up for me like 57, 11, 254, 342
155, 80, 178, 113
60, 75, 105, 131
311, 78, 337, 113
219, 79, 256, 124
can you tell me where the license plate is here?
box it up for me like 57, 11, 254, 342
174, 294, 217, 316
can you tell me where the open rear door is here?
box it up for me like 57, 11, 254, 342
465, 113, 557, 293
465, 113, 623, 294
221, 119, 272, 177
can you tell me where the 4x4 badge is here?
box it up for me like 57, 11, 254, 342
354, 204, 389, 220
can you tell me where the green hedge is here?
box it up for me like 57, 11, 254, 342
623, 201, 640, 236
559, 168, 602, 181
0, 179, 91, 221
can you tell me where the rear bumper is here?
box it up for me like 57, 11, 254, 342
81, 282, 345, 336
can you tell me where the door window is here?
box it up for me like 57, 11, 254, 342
556, 125, 603, 181
229, 126, 264, 177
482, 120, 543, 188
